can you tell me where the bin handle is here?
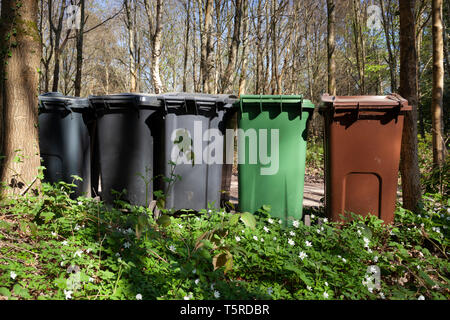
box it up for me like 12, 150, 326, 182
40, 99, 72, 113
161, 97, 191, 114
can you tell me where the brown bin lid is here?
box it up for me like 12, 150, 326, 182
320, 94, 412, 111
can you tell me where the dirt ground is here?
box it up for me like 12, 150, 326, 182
228, 173, 325, 208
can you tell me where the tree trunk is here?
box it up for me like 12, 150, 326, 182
221, 0, 242, 94
203, 0, 214, 93
379, 0, 397, 92
327, 0, 336, 95
0, 0, 41, 195
255, 0, 264, 94
431, 0, 446, 168
183, 0, 191, 92
399, 0, 422, 211
151, 0, 163, 94
74, 0, 85, 97
238, 0, 249, 96
51, 1, 68, 93
125, 0, 137, 92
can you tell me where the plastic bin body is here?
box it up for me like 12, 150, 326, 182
238, 95, 314, 223
156, 93, 237, 211
89, 94, 161, 206
320, 95, 411, 224
38, 93, 92, 198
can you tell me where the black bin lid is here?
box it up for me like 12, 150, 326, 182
158, 93, 238, 114
39, 92, 90, 112
88, 93, 162, 110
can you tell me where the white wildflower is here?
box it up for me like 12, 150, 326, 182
235, 236, 241, 242
323, 292, 329, 299
418, 295, 425, 300
299, 251, 307, 260
195, 279, 200, 285
10, 271, 17, 280
64, 290, 73, 300
123, 242, 131, 249
267, 287, 273, 295
305, 240, 312, 247
136, 294, 142, 300
263, 226, 270, 233
268, 218, 274, 224
74, 250, 83, 258
253, 235, 258, 241
213, 290, 220, 299
363, 237, 370, 248
289, 231, 296, 237
292, 220, 299, 228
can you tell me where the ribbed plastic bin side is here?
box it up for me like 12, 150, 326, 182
238, 95, 315, 224
156, 93, 238, 211
89, 94, 162, 206
319, 94, 411, 224
38, 92, 92, 198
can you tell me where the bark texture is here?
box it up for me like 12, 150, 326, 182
0, 0, 41, 194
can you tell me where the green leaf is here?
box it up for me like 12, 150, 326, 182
229, 214, 240, 226
157, 215, 171, 227
41, 211, 55, 223
240, 212, 256, 230
0, 287, 11, 298
13, 284, 31, 299
418, 270, 437, 287
284, 264, 313, 286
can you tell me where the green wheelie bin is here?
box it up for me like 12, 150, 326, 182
238, 95, 314, 224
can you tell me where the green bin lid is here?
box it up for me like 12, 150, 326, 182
239, 94, 314, 111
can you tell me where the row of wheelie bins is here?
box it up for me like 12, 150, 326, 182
38, 93, 411, 224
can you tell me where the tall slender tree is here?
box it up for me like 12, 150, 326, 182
431, 0, 446, 168
327, 0, 336, 95
74, 0, 86, 97
399, 0, 422, 211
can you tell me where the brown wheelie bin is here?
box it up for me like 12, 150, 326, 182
319, 94, 411, 224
